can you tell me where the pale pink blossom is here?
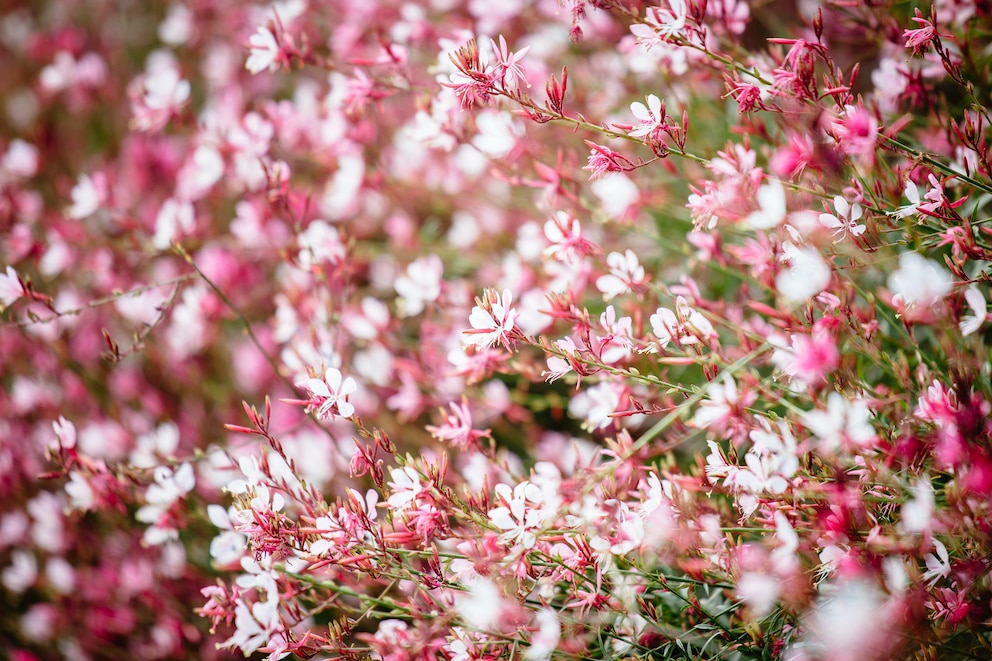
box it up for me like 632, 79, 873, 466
630, 1, 688, 43
130, 59, 191, 132
776, 241, 831, 304
394, 255, 443, 317
802, 392, 876, 452
153, 197, 196, 250
488, 35, 529, 88
66, 172, 108, 219
386, 466, 424, 512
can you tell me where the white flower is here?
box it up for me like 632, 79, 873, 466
736, 572, 780, 617
630, 1, 687, 42
386, 466, 423, 512
596, 249, 645, 300
143, 65, 191, 111
900, 478, 934, 534
745, 179, 787, 229
488, 481, 546, 549
464, 288, 518, 350
472, 110, 523, 159
801, 392, 876, 452
628, 94, 665, 138
776, 241, 831, 303
0, 266, 23, 308
394, 255, 443, 317
819, 195, 865, 240
245, 26, 280, 75
456, 578, 504, 630
153, 197, 195, 250
66, 173, 106, 219
890, 180, 922, 219
923, 539, 951, 584
524, 608, 561, 660
959, 286, 987, 336
888, 252, 952, 308
650, 306, 678, 348
303, 367, 357, 419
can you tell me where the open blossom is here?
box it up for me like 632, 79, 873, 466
596, 249, 647, 300
888, 252, 953, 309
463, 288, 519, 351
426, 399, 490, 451
394, 255, 443, 317
136, 463, 196, 545
386, 466, 424, 513
745, 179, 787, 229
819, 195, 865, 240
903, 8, 940, 54
0, 266, 23, 308
627, 93, 667, 140
959, 286, 988, 336
130, 59, 191, 132
629, 1, 688, 43
543, 336, 578, 384
488, 35, 529, 88
776, 241, 831, 304
245, 26, 281, 74
67, 172, 108, 219
299, 367, 357, 420
832, 104, 878, 161
802, 392, 876, 452
543, 212, 598, 263
488, 481, 548, 550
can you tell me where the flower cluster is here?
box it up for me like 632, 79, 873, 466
3, 1, 992, 660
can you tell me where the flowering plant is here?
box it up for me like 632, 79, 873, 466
2, 1, 992, 660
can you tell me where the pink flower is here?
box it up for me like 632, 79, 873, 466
488, 35, 529, 88
903, 8, 940, 54
583, 142, 632, 180
463, 288, 519, 351
426, 399, 490, 451
300, 367, 357, 420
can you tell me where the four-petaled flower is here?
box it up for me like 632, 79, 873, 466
0, 266, 23, 308
301, 367, 357, 420
464, 288, 519, 351
488, 481, 547, 550
627, 94, 667, 139
246, 26, 281, 75
819, 195, 865, 240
